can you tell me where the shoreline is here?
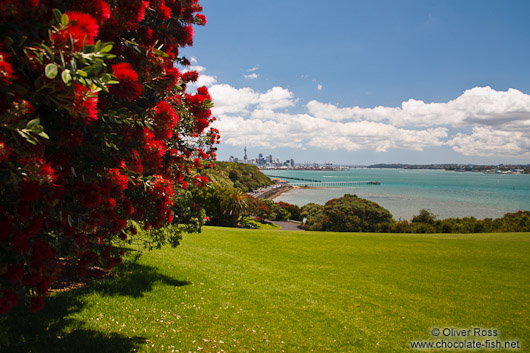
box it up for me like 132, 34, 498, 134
257, 184, 292, 199
267, 185, 327, 199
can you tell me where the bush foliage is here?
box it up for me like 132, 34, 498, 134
0, 0, 216, 313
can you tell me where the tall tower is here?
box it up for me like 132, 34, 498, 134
244, 143, 248, 162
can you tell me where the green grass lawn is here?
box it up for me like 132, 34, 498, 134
3, 227, 530, 352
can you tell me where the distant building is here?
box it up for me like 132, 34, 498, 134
229, 156, 235, 162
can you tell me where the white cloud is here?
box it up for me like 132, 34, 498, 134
190, 57, 530, 159
449, 127, 530, 157
208, 85, 295, 116
244, 73, 259, 79
209, 84, 259, 115
256, 87, 295, 110
196, 74, 217, 87
306, 87, 530, 131
247, 66, 259, 72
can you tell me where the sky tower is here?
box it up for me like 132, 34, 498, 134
244, 143, 248, 162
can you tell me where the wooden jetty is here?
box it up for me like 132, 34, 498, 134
266, 175, 321, 182
289, 181, 381, 187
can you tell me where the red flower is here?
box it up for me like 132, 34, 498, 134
0, 138, 10, 162
73, 84, 99, 123
181, 70, 198, 83
105, 198, 117, 208
157, 2, 172, 20
177, 25, 194, 46
72, 0, 111, 24
151, 175, 174, 199
66, 11, 99, 44
111, 63, 143, 100
38, 162, 57, 184
106, 168, 129, 191
51, 12, 99, 50
123, 198, 134, 215
116, 0, 149, 27
154, 101, 179, 138
0, 50, 14, 86
194, 14, 207, 25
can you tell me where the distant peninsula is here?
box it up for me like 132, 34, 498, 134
367, 163, 530, 174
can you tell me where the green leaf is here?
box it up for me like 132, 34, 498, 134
61, 13, 69, 26
17, 36, 27, 48
45, 63, 58, 79
31, 124, 44, 134
26, 118, 41, 129
100, 43, 113, 53
76, 69, 88, 78
101, 54, 117, 60
101, 73, 112, 82
41, 44, 53, 57
38, 131, 50, 139
153, 48, 170, 58
52, 9, 62, 24
62, 69, 72, 84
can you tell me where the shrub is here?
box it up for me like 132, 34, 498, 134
301, 203, 325, 231
321, 194, 393, 232
0, 0, 216, 313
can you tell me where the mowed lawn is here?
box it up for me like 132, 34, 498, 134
4, 227, 530, 352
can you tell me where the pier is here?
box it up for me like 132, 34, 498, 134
289, 181, 381, 187
265, 175, 321, 182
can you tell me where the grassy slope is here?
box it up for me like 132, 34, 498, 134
4, 228, 530, 352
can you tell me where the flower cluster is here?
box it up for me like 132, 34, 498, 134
0, 0, 216, 313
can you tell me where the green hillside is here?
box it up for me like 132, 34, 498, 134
205, 161, 274, 192
5, 228, 529, 352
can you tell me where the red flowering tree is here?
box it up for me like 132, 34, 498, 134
0, 0, 219, 313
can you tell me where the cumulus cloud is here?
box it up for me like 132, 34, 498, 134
449, 127, 530, 157
306, 86, 530, 131
244, 73, 259, 79
190, 59, 530, 158
212, 107, 448, 153
208, 85, 295, 115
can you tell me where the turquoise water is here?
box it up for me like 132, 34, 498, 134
262, 169, 530, 221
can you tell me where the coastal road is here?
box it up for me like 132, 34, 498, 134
267, 220, 303, 231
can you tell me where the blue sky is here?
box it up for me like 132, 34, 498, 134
184, 0, 530, 165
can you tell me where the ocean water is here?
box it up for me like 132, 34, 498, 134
262, 169, 530, 221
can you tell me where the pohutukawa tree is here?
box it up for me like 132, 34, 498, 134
0, 0, 219, 313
